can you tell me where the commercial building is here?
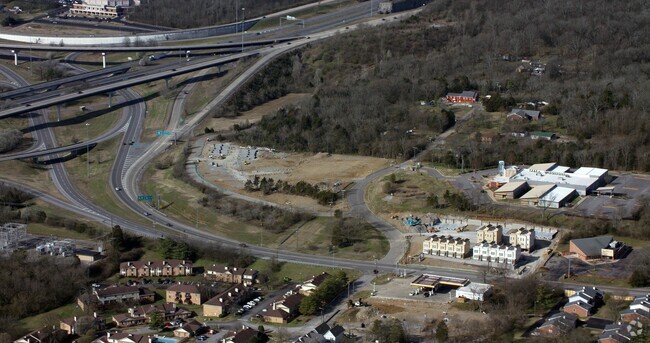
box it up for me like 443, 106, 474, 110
75, 249, 103, 263
508, 228, 535, 251
455, 282, 492, 302
537, 187, 578, 208
493, 181, 530, 199
446, 91, 478, 103
519, 184, 557, 206
511, 162, 608, 196
476, 224, 503, 244
84, 0, 131, 6
119, 260, 193, 277
166, 283, 203, 305
569, 236, 626, 261
422, 235, 471, 259
472, 243, 521, 265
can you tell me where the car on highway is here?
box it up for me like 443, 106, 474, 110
115, 187, 121, 191
143, 211, 150, 216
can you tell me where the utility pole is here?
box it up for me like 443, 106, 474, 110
195, 207, 199, 229
86, 122, 91, 177
241, 7, 245, 53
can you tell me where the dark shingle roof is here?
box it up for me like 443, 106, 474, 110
571, 236, 613, 257
314, 323, 330, 335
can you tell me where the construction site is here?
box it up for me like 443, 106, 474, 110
196, 141, 391, 212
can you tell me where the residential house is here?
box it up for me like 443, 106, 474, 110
60, 313, 106, 335
263, 309, 291, 324
14, 327, 67, 343
203, 284, 251, 317
568, 287, 603, 305
493, 181, 530, 199
508, 228, 536, 252
276, 293, 305, 315
166, 283, 203, 305
112, 303, 193, 327
532, 312, 577, 337
91, 332, 155, 343
203, 265, 258, 286
561, 300, 594, 318
476, 224, 503, 244
455, 282, 493, 302
621, 294, 650, 324
508, 109, 541, 121
446, 91, 478, 103
570, 236, 626, 261
224, 327, 259, 343
311, 323, 345, 343
530, 131, 557, 140
422, 235, 471, 259
472, 243, 521, 265
299, 272, 330, 295
119, 260, 193, 277
598, 322, 644, 343
173, 320, 205, 338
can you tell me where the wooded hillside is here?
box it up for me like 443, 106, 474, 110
226, 0, 650, 171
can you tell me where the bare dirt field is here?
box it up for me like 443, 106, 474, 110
197, 142, 391, 213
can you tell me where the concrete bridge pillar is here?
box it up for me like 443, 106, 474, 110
11, 50, 18, 65
57, 104, 61, 122
108, 92, 112, 108
102, 52, 106, 69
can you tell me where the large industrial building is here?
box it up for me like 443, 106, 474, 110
491, 162, 609, 209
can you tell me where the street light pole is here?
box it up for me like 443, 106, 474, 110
85, 122, 91, 177
241, 7, 245, 53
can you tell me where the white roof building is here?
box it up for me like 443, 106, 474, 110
537, 187, 578, 208
511, 163, 608, 195
455, 282, 493, 301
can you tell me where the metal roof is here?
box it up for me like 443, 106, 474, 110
494, 181, 528, 193
520, 184, 556, 199
571, 236, 613, 257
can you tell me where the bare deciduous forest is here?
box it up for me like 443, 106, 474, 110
127, 0, 313, 28
227, 0, 649, 171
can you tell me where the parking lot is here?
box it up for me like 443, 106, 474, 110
574, 173, 650, 219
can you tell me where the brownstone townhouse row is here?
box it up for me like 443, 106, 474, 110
203, 264, 258, 286
120, 260, 193, 277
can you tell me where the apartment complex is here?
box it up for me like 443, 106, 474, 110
422, 235, 471, 259
472, 242, 521, 265
204, 264, 258, 286
112, 303, 192, 327
78, 285, 155, 310
166, 284, 203, 305
203, 284, 251, 318
119, 260, 193, 277
508, 228, 536, 251
476, 224, 503, 243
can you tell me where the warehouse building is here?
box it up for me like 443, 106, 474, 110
537, 187, 578, 208
493, 181, 530, 199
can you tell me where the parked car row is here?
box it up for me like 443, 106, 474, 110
236, 296, 264, 315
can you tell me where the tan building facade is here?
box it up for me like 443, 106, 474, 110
203, 284, 250, 318
119, 260, 193, 277
203, 265, 258, 286
166, 284, 203, 305
476, 224, 503, 244
508, 228, 536, 251
422, 235, 471, 259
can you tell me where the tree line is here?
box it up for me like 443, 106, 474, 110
298, 270, 348, 315
244, 176, 339, 205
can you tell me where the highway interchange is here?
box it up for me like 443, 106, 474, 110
1, 0, 646, 304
